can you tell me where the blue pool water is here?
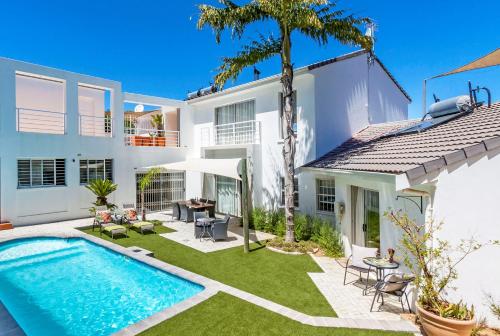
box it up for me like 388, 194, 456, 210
0, 237, 203, 336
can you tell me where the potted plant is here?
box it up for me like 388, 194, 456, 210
138, 168, 161, 221
150, 114, 165, 146
386, 210, 496, 336
85, 179, 118, 211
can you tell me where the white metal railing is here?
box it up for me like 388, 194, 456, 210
124, 128, 180, 147
79, 115, 112, 137
16, 108, 66, 134
201, 120, 261, 147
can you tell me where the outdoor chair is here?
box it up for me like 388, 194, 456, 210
199, 198, 207, 203
179, 203, 194, 222
121, 203, 140, 224
211, 214, 230, 241
207, 200, 216, 218
194, 211, 209, 238
343, 244, 378, 293
370, 273, 415, 313
92, 207, 113, 232
172, 202, 180, 220
93, 209, 128, 239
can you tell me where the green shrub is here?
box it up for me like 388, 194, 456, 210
311, 217, 344, 257
294, 213, 311, 241
251, 207, 267, 231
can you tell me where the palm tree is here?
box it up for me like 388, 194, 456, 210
85, 179, 118, 209
198, 0, 372, 242
150, 114, 164, 137
138, 168, 161, 220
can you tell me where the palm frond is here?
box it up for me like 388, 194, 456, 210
214, 35, 281, 88
197, 1, 267, 43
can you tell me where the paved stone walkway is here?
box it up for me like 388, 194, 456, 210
308, 255, 411, 320
148, 212, 275, 253
0, 219, 419, 335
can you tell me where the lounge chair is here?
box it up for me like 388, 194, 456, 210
102, 225, 128, 239
199, 198, 207, 203
211, 214, 230, 241
370, 273, 415, 313
179, 203, 194, 222
94, 210, 128, 239
343, 244, 378, 293
130, 221, 156, 235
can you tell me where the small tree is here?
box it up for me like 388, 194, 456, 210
85, 179, 117, 210
385, 210, 497, 320
138, 168, 161, 220
150, 114, 164, 137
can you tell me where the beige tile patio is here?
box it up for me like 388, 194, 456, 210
308, 254, 409, 321
147, 212, 275, 253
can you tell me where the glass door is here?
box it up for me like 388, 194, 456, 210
215, 175, 241, 216
363, 189, 380, 249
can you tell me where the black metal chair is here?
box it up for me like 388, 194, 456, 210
207, 200, 216, 218
179, 203, 194, 222
172, 202, 180, 220
211, 214, 230, 241
370, 273, 415, 313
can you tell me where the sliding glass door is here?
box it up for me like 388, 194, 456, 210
363, 189, 380, 249
215, 175, 241, 216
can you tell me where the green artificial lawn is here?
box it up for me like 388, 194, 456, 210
138, 292, 411, 336
81, 225, 334, 316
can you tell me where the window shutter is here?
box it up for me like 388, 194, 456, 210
18, 160, 31, 187
55, 159, 66, 186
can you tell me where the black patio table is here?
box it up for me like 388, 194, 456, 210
362, 257, 399, 294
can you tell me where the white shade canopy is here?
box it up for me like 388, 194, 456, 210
142, 158, 242, 181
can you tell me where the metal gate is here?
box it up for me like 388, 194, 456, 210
136, 171, 185, 213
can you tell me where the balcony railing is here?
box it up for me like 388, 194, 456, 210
16, 108, 66, 135
79, 115, 112, 137
201, 120, 261, 147
124, 128, 180, 147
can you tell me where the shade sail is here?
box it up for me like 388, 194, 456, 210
142, 158, 242, 181
432, 48, 500, 78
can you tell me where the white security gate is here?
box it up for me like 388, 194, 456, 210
136, 171, 185, 213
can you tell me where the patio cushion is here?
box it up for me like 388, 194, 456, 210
103, 225, 126, 232
97, 211, 112, 223
132, 222, 154, 229
126, 209, 138, 221
351, 245, 378, 269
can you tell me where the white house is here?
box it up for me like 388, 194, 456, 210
301, 102, 500, 326
0, 49, 410, 226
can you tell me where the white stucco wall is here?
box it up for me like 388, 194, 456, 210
427, 147, 500, 327
0, 57, 190, 226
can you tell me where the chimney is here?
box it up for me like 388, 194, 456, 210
253, 66, 261, 81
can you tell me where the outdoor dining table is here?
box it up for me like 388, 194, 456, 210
362, 257, 399, 294
178, 200, 215, 211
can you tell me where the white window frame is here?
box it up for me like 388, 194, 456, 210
17, 158, 66, 188
316, 178, 335, 213
79, 159, 113, 185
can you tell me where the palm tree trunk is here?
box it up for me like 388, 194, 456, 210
281, 30, 296, 243
141, 191, 146, 221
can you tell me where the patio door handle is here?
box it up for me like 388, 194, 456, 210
362, 224, 367, 232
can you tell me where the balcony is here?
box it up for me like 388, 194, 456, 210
79, 115, 112, 137
16, 108, 66, 135
200, 120, 261, 147
124, 128, 180, 147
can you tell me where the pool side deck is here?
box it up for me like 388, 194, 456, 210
0, 219, 420, 336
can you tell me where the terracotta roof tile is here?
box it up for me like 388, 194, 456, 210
304, 102, 500, 175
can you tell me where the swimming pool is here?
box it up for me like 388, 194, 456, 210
0, 237, 204, 336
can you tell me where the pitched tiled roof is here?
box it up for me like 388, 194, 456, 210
304, 102, 500, 179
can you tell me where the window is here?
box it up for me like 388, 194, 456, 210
215, 100, 255, 125
280, 177, 299, 208
79, 159, 113, 184
78, 85, 112, 137
279, 91, 297, 137
17, 159, 66, 188
316, 179, 335, 212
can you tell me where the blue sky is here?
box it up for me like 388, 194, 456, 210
0, 0, 498, 118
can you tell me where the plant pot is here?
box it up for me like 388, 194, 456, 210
0, 222, 13, 231
417, 305, 475, 336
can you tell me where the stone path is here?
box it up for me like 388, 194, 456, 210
308, 255, 411, 320
0, 219, 419, 335
148, 212, 275, 253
